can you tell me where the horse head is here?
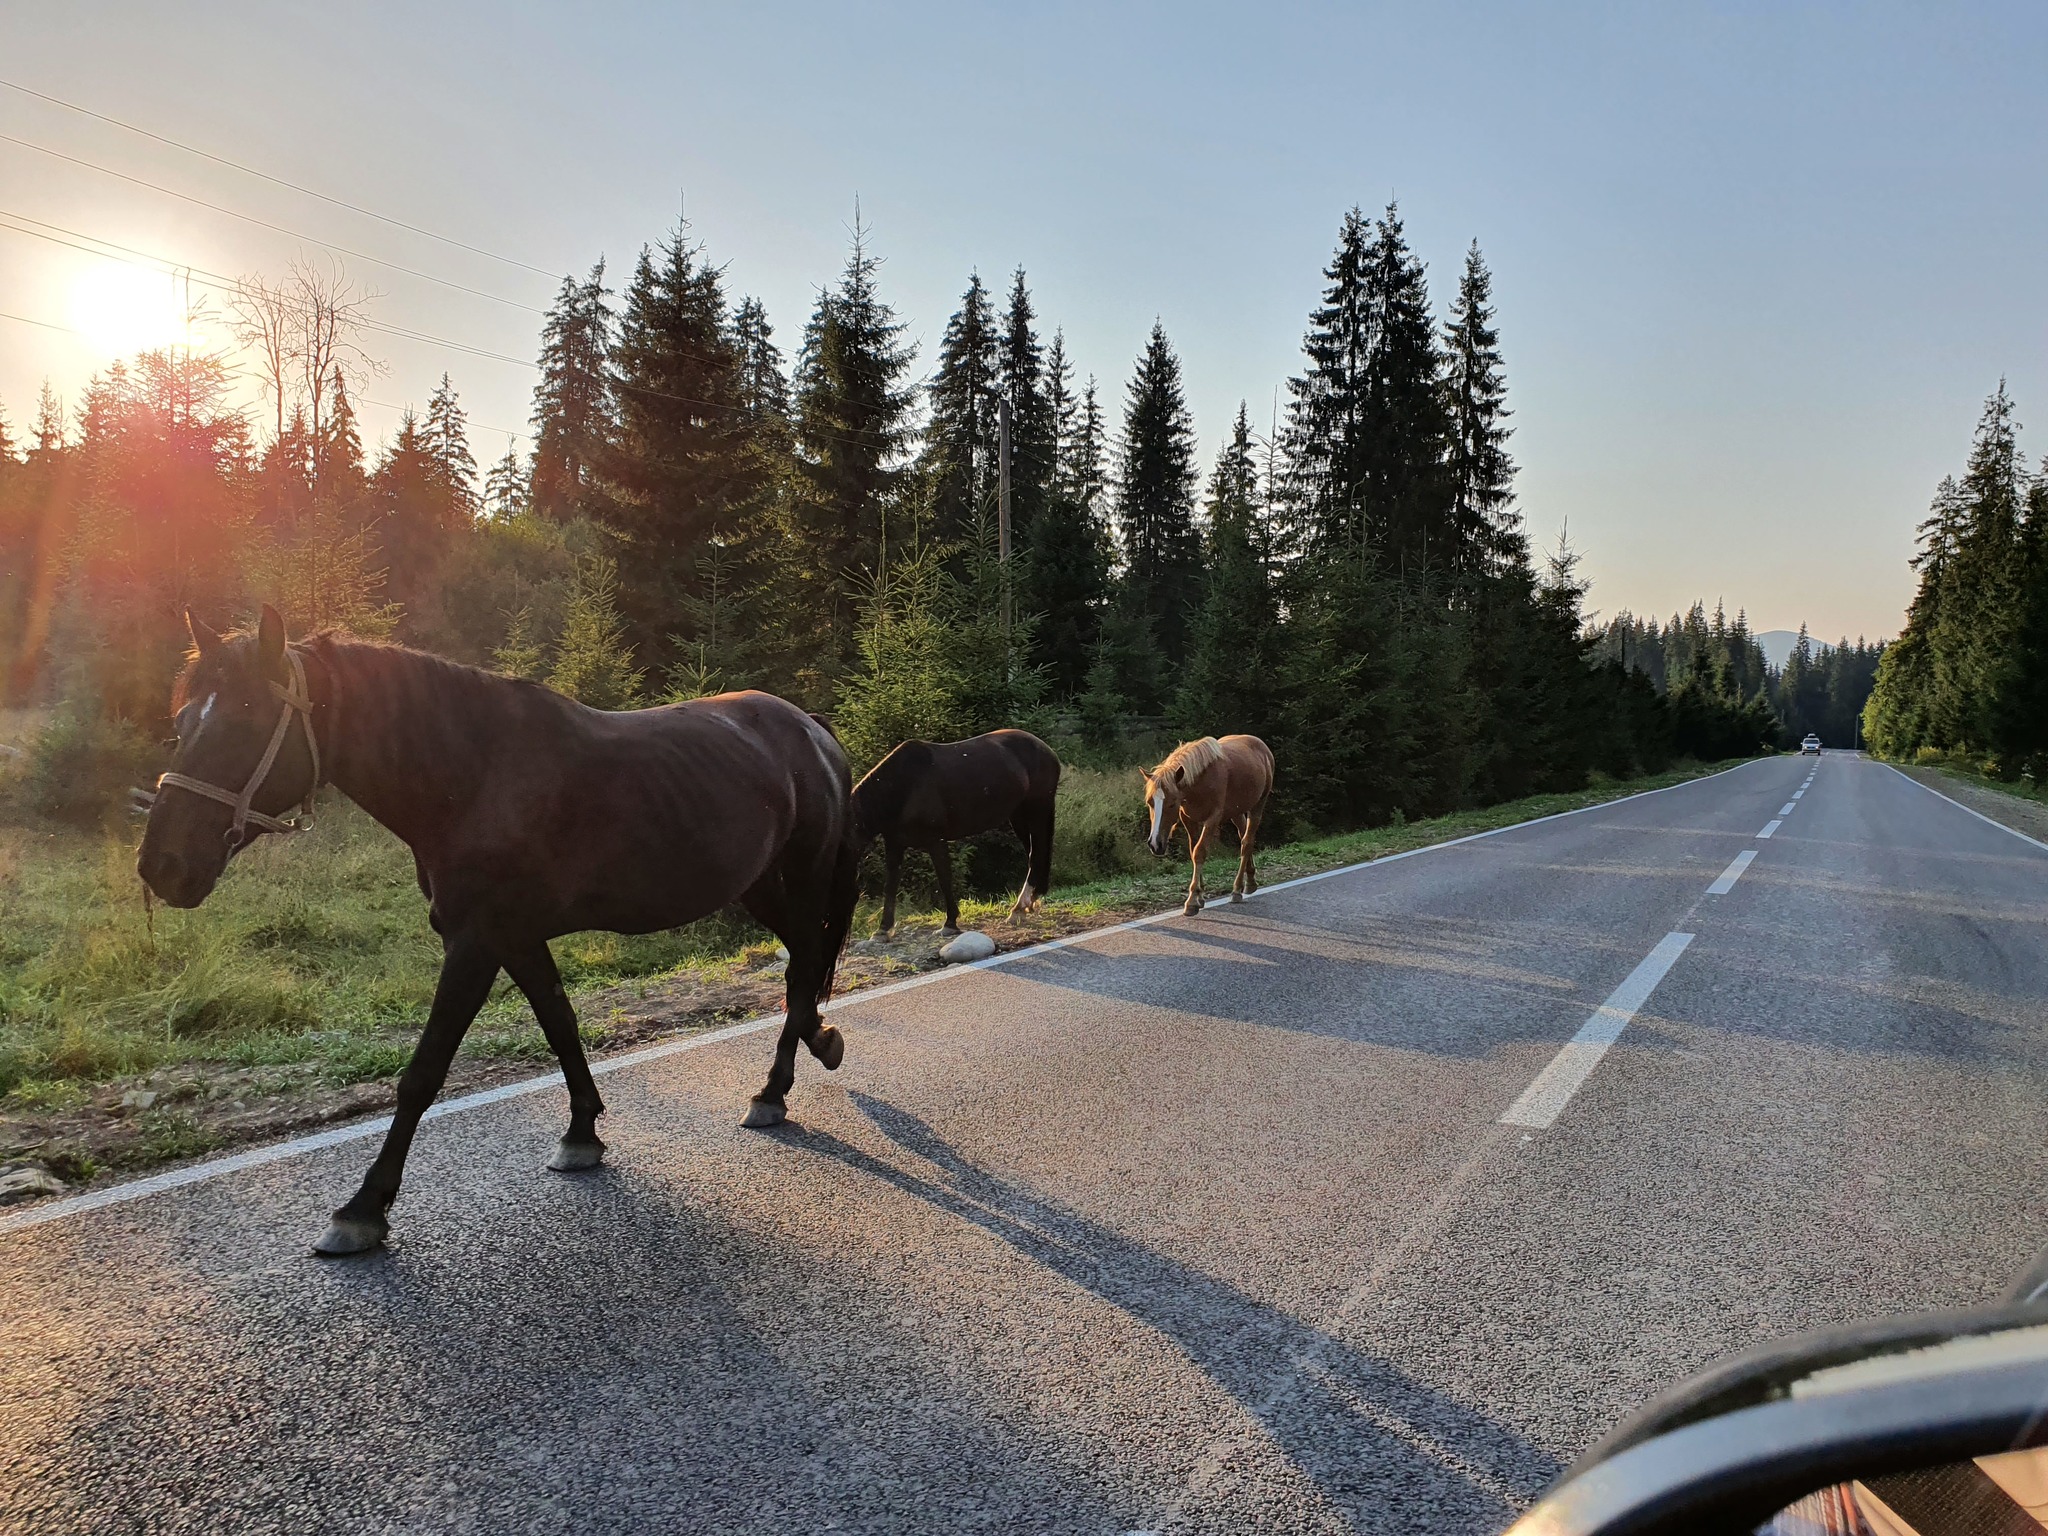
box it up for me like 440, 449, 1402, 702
137, 604, 321, 908
1140, 762, 1186, 855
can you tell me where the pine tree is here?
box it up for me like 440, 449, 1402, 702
733, 296, 790, 427
548, 553, 645, 708
424, 374, 479, 521
999, 269, 1055, 548
484, 446, 528, 521
33, 383, 64, 453
1283, 208, 1373, 553
373, 409, 464, 616
317, 371, 368, 511
1176, 405, 1284, 739
492, 605, 546, 679
1027, 342, 1113, 696
1283, 204, 1452, 571
602, 224, 760, 656
781, 216, 918, 680
1442, 242, 1521, 574
922, 272, 999, 546
1867, 383, 2032, 757
1115, 321, 1202, 676
1360, 203, 1452, 573
530, 261, 615, 521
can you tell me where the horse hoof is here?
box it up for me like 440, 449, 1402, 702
809, 1024, 846, 1070
547, 1138, 605, 1172
312, 1215, 387, 1257
1183, 898, 1205, 917
741, 1098, 786, 1130
940, 925, 961, 939
1229, 891, 1244, 904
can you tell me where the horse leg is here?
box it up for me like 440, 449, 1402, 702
315, 935, 498, 1255
1230, 815, 1252, 902
504, 943, 606, 1172
932, 841, 961, 936
739, 869, 845, 1130
1006, 802, 1046, 921
1184, 823, 1212, 916
878, 836, 903, 936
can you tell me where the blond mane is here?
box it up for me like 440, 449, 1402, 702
1152, 735, 1225, 786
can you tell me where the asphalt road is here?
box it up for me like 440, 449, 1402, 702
6, 754, 2048, 1535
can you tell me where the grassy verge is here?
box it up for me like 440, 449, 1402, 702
0, 753, 1745, 1182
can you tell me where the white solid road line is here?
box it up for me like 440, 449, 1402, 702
1779, 802, 1797, 816
1708, 848, 1758, 894
1, 760, 1772, 1240
1500, 932, 1695, 1130
1757, 819, 1782, 839
1883, 764, 2048, 855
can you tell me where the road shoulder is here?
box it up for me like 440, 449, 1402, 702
1894, 764, 2048, 846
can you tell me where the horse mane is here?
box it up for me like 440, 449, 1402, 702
1153, 735, 1225, 785
849, 739, 932, 843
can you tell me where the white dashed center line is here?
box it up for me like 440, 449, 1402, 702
1708, 848, 1757, 894
1501, 932, 1695, 1129
1779, 802, 1796, 816
1757, 819, 1782, 839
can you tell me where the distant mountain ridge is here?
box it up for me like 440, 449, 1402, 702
1756, 630, 1815, 670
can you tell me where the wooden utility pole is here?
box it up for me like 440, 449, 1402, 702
997, 395, 1013, 640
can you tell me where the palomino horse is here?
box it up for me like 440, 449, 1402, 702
1142, 734, 1275, 916
137, 607, 861, 1256
852, 729, 1060, 935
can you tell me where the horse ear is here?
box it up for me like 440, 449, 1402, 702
1173, 765, 1186, 784
257, 604, 287, 677
185, 609, 222, 658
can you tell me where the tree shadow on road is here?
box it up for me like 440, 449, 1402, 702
786, 1090, 1564, 1534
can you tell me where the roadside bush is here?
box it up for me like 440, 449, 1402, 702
28, 706, 159, 825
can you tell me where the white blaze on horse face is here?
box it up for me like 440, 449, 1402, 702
1149, 787, 1167, 850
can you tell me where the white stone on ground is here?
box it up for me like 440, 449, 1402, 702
0, 1166, 67, 1205
938, 930, 997, 964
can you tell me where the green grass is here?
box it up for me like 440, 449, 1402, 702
0, 748, 1743, 1100
1905, 746, 2048, 808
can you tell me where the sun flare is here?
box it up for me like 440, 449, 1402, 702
67, 262, 193, 358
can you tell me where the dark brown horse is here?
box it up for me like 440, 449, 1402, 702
851, 729, 1060, 935
137, 606, 861, 1256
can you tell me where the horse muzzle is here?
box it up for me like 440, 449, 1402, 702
137, 847, 221, 909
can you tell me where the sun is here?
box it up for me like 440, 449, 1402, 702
67, 262, 193, 358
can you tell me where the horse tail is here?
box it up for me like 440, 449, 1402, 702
817, 815, 862, 1006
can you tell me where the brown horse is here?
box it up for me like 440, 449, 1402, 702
137, 607, 861, 1256
1142, 734, 1275, 916
851, 729, 1060, 936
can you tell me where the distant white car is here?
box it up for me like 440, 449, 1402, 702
1800, 734, 1822, 755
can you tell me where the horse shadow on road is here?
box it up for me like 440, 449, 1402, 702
786, 1091, 1564, 1533
992, 910, 1595, 1060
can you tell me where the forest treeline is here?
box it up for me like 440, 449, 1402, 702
1864, 382, 2048, 781
0, 204, 1828, 830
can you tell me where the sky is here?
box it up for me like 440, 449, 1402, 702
3, 2, 2044, 643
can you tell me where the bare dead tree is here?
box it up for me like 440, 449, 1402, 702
290, 255, 382, 448
230, 271, 299, 445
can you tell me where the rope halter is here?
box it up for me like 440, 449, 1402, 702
156, 649, 322, 844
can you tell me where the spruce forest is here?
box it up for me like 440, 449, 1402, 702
1, 204, 1859, 836
1863, 382, 2048, 782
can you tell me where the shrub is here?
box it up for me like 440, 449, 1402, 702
28, 706, 159, 825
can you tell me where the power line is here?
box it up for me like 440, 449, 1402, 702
0, 210, 916, 456
0, 213, 536, 372
1, 308, 86, 336
0, 77, 564, 282
0, 131, 547, 314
